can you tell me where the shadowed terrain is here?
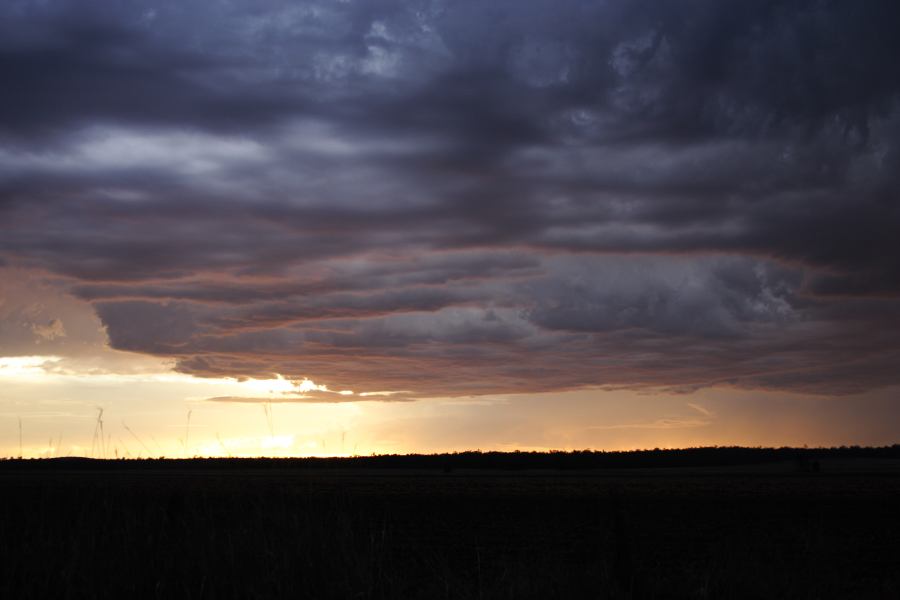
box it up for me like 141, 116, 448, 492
1, 448, 899, 598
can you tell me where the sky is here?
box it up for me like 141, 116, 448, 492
1, 0, 899, 458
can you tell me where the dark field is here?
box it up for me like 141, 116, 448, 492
2, 451, 899, 599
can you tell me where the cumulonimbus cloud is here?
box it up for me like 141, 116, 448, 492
1, 0, 899, 398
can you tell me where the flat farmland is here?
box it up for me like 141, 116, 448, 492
1, 459, 898, 599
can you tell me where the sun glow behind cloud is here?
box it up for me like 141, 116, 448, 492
0, 356, 64, 379
0, 355, 333, 398
0, 355, 371, 458
2, 351, 899, 458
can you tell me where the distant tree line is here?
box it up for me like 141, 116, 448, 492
2, 445, 899, 471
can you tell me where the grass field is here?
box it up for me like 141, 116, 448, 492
1, 453, 899, 598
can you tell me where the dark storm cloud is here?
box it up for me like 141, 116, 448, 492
2, 0, 899, 397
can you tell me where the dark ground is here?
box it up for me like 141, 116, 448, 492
1, 449, 899, 599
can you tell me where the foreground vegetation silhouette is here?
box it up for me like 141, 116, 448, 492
1, 446, 898, 598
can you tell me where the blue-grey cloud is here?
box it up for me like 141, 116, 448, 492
1, 0, 899, 397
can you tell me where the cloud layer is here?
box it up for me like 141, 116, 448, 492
2, 0, 899, 398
